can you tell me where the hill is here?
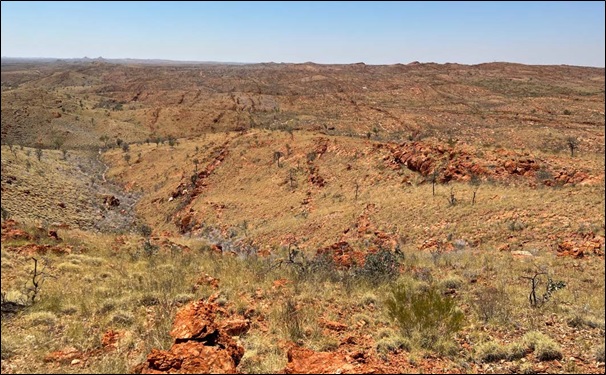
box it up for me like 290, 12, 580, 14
1, 61, 604, 374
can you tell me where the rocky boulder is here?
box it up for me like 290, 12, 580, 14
134, 299, 247, 374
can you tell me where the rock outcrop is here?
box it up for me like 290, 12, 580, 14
134, 298, 248, 374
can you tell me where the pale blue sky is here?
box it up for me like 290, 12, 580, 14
1, 1, 604, 66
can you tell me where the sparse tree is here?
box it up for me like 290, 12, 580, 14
9, 144, 17, 158
1, 206, 9, 221
191, 173, 199, 188
122, 143, 130, 153
139, 224, 153, 238
52, 137, 65, 150
566, 136, 579, 157
123, 153, 131, 165
35, 148, 43, 162
447, 186, 457, 206
116, 138, 123, 147
62, 149, 68, 160
193, 159, 200, 173
273, 151, 283, 168
168, 136, 177, 147
470, 174, 481, 205
289, 168, 297, 190
430, 168, 439, 196
99, 135, 109, 148
306, 151, 317, 163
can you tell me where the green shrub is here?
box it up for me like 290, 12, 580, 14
355, 249, 400, 285
385, 281, 464, 351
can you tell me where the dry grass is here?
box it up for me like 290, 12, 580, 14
1, 60, 604, 374
102, 130, 605, 257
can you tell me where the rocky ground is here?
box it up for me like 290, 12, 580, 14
1, 60, 604, 374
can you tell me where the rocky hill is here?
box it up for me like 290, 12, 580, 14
1, 61, 604, 374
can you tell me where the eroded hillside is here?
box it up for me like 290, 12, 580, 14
1, 61, 604, 374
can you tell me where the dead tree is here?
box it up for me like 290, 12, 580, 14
273, 151, 283, 168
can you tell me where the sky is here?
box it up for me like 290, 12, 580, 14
1, 1, 604, 67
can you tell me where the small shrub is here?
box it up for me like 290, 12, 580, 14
110, 311, 135, 326
1, 334, 16, 360
376, 336, 411, 354
385, 281, 464, 351
567, 315, 604, 330
359, 292, 378, 306
595, 343, 605, 363
506, 342, 526, 361
26, 311, 58, 326
351, 313, 372, 326
519, 362, 535, 374
174, 293, 195, 304
355, 249, 400, 285
535, 339, 563, 361
1, 206, 9, 221
57, 262, 82, 273
60, 305, 78, 315
472, 285, 511, 324
476, 341, 507, 362
376, 328, 396, 340
143, 240, 159, 257
522, 331, 562, 361
140, 293, 161, 306
98, 298, 119, 314
282, 299, 304, 342
508, 219, 526, 231
440, 275, 464, 290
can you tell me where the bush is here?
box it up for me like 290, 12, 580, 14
472, 285, 511, 324
596, 343, 605, 363
359, 292, 378, 307
476, 341, 507, 363
26, 311, 58, 326
522, 331, 562, 361
376, 336, 411, 354
110, 311, 135, 326
385, 281, 464, 351
440, 275, 464, 290
507, 342, 526, 361
354, 249, 400, 286
1, 334, 15, 360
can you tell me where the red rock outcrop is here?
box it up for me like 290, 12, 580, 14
4, 243, 71, 256
316, 241, 367, 269
1, 219, 31, 241
134, 299, 248, 374
283, 346, 394, 374
556, 235, 605, 258
385, 141, 593, 186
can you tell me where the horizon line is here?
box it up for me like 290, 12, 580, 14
1, 56, 604, 69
